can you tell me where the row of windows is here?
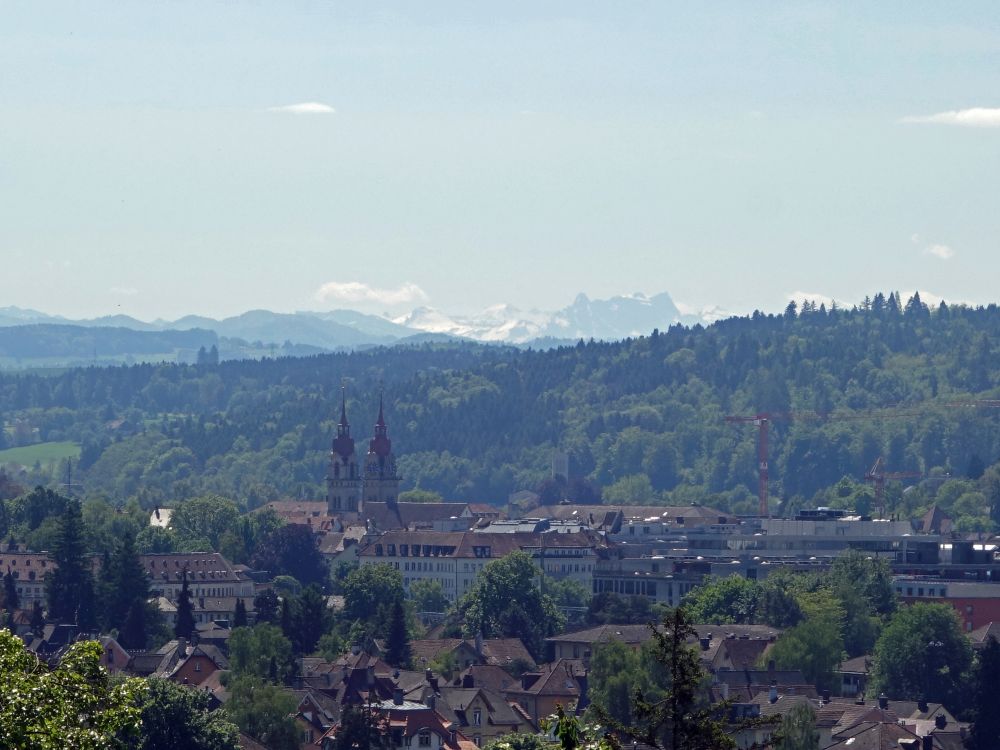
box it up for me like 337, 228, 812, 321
543, 563, 592, 574
897, 586, 946, 598
0, 558, 47, 568
376, 544, 457, 558
404, 561, 452, 573
593, 578, 659, 597
404, 576, 455, 589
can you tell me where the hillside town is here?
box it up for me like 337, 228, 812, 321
3, 397, 999, 750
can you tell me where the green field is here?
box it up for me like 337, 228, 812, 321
0, 441, 81, 465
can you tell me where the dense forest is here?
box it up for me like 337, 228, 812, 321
2, 292, 1000, 528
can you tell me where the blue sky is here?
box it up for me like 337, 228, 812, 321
2, 2, 999, 320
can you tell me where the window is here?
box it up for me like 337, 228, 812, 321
474, 737, 481, 747
473, 709, 481, 726
418, 730, 431, 747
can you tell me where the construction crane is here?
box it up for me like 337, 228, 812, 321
725, 400, 1000, 519
723, 411, 826, 518
863, 457, 922, 518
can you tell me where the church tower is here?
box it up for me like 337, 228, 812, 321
326, 387, 362, 513
363, 393, 401, 506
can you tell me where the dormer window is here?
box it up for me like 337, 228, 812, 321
418, 730, 431, 747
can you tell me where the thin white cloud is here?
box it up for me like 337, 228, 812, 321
315, 281, 428, 307
925, 244, 955, 260
110, 286, 139, 296
900, 107, 1000, 127
267, 102, 335, 115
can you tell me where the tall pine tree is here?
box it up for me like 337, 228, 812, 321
385, 599, 411, 669
46, 499, 96, 626
2, 569, 18, 611
968, 635, 1000, 750
174, 570, 196, 640
101, 533, 150, 634
120, 600, 148, 650
233, 598, 248, 628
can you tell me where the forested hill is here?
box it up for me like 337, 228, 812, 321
3, 292, 1000, 525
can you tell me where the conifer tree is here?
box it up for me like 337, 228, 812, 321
385, 599, 411, 669
120, 600, 147, 649
234, 598, 248, 628
102, 534, 149, 633
3, 569, 18, 611
46, 499, 96, 624
175, 570, 196, 639
967, 635, 1000, 750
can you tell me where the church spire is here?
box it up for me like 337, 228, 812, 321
338, 385, 349, 435
331, 384, 355, 459
369, 391, 391, 456
376, 390, 386, 430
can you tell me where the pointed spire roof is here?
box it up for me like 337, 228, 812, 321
331, 384, 356, 461
369, 391, 392, 458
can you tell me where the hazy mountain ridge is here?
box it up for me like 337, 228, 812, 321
0, 291, 708, 365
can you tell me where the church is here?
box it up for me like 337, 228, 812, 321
326, 389, 401, 514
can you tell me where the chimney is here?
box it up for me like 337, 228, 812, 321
918, 698, 928, 713
462, 673, 474, 689
768, 682, 778, 704
426, 668, 433, 681
475, 631, 484, 660
822, 689, 830, 704
767, 659, 775, 677
935, 714, 947, 730
699, 637, 711, 651
877, 692, 888, 710
393, 687, 404, 705
177, 638, 187, 657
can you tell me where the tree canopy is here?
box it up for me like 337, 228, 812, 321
456, 551, 564, 660
869, 602, 972, 707
0, 629, 145, 749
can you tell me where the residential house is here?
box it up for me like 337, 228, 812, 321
318, 695, 478, 750
834, 654, 871, 697
434, 678, 530, 747
410, 637, 535, 673
501, 659, 586, 726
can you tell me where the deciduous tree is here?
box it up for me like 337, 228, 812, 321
138, 678, 241, 750
457, 551, 564, 661
869, 602, 972, 707
0, 630, 145, 749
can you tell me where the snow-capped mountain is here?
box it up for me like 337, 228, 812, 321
393, 292, 700, 344
0, 291, 717, 366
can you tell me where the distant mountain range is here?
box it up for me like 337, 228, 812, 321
0, 292, 716, 366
